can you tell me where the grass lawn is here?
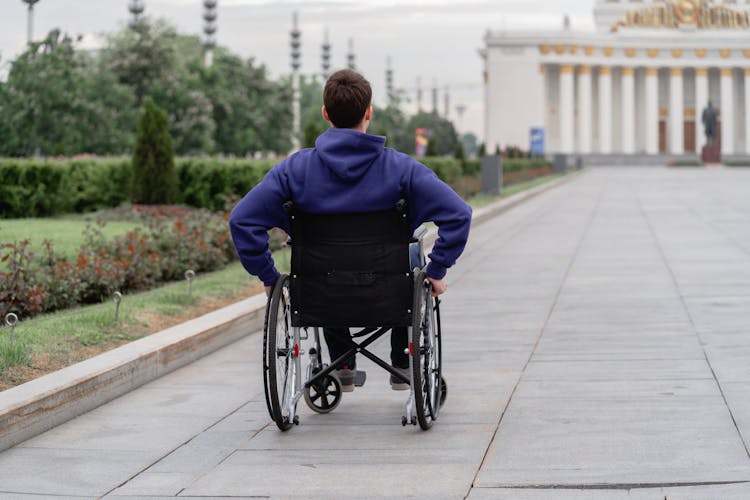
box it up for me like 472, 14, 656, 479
0, 172, 566, 389
0, 216, 142, 258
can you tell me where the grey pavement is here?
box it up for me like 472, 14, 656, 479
2, 167, 750, 499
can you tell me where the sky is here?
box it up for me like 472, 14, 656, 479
0, 0, 597, 140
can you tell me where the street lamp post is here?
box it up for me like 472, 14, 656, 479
290, 12, 301, 151
321, 27, 331, 80
203, 0, 217, 67
128, 0, 145, 29
21, 0, 40, 45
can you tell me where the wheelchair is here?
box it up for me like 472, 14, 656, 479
262, 200, 446, 431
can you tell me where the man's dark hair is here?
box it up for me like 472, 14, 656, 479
323, 69, 372, 128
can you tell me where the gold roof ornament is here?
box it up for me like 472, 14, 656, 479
611, 0, 750, 31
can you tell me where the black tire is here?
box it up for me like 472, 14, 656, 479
412, 270, 442, 430
264, 275, 295, 431
304, 371, 342, 414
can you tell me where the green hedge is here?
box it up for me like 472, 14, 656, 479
0, 158, 133, 218
1, 155, 543, 218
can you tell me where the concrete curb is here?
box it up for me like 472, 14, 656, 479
0, 170, 582, 452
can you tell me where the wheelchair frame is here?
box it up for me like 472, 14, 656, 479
262, 228, 446, 431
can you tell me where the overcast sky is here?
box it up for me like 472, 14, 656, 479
0, 0, 597, 139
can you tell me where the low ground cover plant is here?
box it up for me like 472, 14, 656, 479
0, 205, 285, 320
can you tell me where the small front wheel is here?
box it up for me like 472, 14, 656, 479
304, 372, 342, 414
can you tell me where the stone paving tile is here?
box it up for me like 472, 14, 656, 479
0, 447, 153, 497
181, 449, 480, 498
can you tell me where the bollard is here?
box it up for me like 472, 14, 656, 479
185, 270, 196, 296
112, 291, 122, 323
4, 312, 18, 349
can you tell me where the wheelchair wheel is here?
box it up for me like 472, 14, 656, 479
411, 270, 443, 430
264, 275, 296, 431
304, 369, 342, 414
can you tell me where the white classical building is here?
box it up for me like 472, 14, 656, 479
482, 0, 750, 157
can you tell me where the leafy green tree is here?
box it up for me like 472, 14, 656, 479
478, 142, 486, 157
204, 50, 292, 155
102, 20, 214, 154
454, 140, 465, 162
0, 30, 134, 156
372, 104, 412, 152
407, 111, 458, 156
426, 136, 439, 156
302, 120, 323, 148
132, 98, 177, 204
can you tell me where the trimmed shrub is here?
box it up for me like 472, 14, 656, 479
420, 157, 462, 184
132, 98, 177, 204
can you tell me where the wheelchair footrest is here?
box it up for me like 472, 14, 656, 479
355, 370, 367, 387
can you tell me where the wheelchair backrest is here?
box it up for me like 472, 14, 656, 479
288, 202, 414, 328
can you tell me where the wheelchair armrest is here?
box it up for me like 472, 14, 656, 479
411, 225, 428, 242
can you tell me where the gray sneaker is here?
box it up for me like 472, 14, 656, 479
390, 366, 410, 391
333, 368, 356, 392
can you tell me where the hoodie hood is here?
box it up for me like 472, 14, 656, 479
315, 128, 386, 181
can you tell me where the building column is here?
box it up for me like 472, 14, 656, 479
645, 67, 659, 154
669, 67, 684, 154
598, 66, 612, 154
560, 64, 575, 153
578, 65, 592, 153
621, 67, 635, 154
745, 69, 750, 154
721, 68, 734, 155
695, 68, 709, 152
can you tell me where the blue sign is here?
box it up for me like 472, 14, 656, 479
530, 127, 545, 156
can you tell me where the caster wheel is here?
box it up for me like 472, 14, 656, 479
304, 373, 342, 414
402, 416, 408, 427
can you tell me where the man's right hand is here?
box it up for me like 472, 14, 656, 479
427, 276, 447, 297
265, 286, 272, 297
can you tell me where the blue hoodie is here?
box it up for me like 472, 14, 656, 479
229, 127, 472, 286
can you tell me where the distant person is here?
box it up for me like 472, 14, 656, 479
229, 69, 472, 392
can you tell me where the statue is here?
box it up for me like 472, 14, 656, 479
702, 101, 718, 146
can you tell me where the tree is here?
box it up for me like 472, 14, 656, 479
132, 97, 177, 204
103, 21, 215, 154
478, 142, 486, 157
426, 136, 439, 156
372, 104, 412, 152
454, 140, 465, 162
0, 30, 134, 156
302, 120, 322, 148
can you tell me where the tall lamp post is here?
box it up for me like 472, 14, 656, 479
203, 0, 217, 67
128, 0, 145, 29
321, 28, 331, 80
290, 12, 302, 151
21, 0, 40, 45
386, 56, 394, 105
346, 38, 355, 70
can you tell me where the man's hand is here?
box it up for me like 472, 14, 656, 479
427, 276, 447, 297
265, 285, 272, 297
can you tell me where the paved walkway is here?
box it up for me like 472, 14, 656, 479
2, 167, 750, 499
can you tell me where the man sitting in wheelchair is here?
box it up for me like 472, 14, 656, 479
229, 69, 472, 430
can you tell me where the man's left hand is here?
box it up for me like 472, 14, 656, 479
427, 277, 447, 297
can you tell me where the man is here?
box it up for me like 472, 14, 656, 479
229, 69, 471, 392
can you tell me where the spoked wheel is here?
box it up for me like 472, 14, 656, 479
411, 270, 443, 430
304, 370, 342, 414
263, 275, 296, 431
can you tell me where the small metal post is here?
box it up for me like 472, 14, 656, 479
185, 270, 196, 296
112, 292, 122, 322
4, 313, 18, 349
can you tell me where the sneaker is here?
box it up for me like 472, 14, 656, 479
333, 368, 356, 392
390, 366, 410, 391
